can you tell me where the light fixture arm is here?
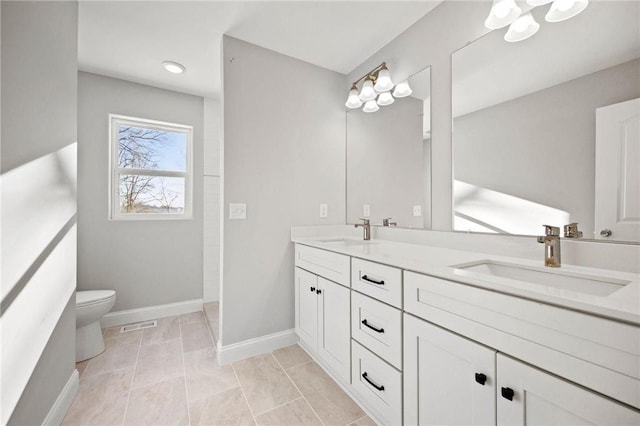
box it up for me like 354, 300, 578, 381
351, 62, 387, 87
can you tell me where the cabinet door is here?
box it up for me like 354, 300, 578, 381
404, 314, 496, 426
497, 354, 640, 426
317, 277, 351, 383
295, 268, 318, 351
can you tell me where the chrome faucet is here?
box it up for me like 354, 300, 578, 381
382, 217, 397, 227
564, 222, 583, 239
537, 225, 561, 267
355, 218, 371, 241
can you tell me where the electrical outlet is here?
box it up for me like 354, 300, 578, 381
319, 203, 328, 218
413, 205, 422, 217
229, 203, 247, 220
363, 204, 371, 217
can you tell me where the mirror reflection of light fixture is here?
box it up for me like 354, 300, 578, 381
546, 0, 589, 22
345, 62, 410, 113
393, 80, 413, 98
485, 0, 522, 29
485, 0, 588, 42
505, 12, 540, 42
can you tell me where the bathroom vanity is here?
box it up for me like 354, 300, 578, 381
292, 231, 640, 425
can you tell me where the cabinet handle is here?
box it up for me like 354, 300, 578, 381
361, 372, 385, 391
316, 289, 322, 294
361, 275, 385, 285
501, 387, 514, 401
361, 319, 384, 333
310, 287, 316, 292
475, 373, 487, 385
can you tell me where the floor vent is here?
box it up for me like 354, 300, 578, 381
120, 320, 157, 333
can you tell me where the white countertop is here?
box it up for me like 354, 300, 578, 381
292, 235, 640, 325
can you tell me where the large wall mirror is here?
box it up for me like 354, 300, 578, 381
452, 1, 640, 243
347, 66, 431, 228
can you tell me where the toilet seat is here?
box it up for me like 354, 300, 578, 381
76, 290, 116, 308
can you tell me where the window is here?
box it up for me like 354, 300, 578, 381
109, 114, 193, 220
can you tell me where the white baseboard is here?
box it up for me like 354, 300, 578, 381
43, 369, 79, 426
217, 328, 298, 365
100, 299, 203, 328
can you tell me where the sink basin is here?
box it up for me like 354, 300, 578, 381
453, 260, 630, 297
314, 238, 371, 247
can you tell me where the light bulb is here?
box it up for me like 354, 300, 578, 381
359, 78, 377, 102
545, 0, 588, 22
374, 66, 394, 92
363, 100, 379, 113
392, 80, 412, 98
505, 12, 540, 42
484, 0, 522, 29
377, 91, 395, 106
345, 86, 363, 109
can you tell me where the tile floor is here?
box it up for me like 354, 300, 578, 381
63, 311, 374, 425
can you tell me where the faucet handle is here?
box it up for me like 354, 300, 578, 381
542, 225, 560, 236
564, 223, 583, 238
358, 218, 370, 225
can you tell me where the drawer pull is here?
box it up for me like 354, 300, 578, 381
361, 319, 384, 333
310, 287, 316, 292
501, 387, 514, 401
361, 275, 385, 285
362, 372, 385, 391
316, 289, 322, 294
475, 373, 487, 385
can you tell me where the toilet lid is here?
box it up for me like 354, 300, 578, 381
76, 290, 116, 307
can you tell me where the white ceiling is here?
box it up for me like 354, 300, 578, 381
78, 1, 442, 99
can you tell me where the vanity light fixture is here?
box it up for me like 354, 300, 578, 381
344, 62, 412, 113
505, 11, 540, 42
162, 61, 186, 74
485, 0, 588, 42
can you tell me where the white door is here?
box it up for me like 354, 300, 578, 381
404, 315, 496, 426
595, 98, 640, 242
295, 268, 318, 351
497, 354, 639, 426
317, 277, 350, 384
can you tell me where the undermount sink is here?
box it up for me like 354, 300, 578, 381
315, 238, 372, 247
453, 260, 630, 297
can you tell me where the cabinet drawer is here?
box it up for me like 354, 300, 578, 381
352, 340, 402, 426
295, 244, 350, 286
352, 292, 402, 369
351, 258, 402, 308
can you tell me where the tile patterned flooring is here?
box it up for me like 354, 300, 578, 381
63, 310, 374, 425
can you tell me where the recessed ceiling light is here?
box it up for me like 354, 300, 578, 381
162, 61, 186, 74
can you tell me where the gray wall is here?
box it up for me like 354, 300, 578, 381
222, 36, 346, 345
347, 1, 491, 231
8, 298, 76, 426
78, 72, 204, 311
1, 1, 77, 423
203, 98, 221, 302
347, 96, 425, 227
454, 59, 640, 237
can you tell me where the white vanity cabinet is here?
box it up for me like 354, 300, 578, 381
294, 246, 351, 384
404, 315, 496, 426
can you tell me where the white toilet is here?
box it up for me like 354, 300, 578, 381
75, 290, 116, 362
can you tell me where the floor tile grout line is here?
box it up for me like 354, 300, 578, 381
230, 362, 260, 425
350, 414, 370, 425
271, 352, 326, 426
178, 315, 193, 426
251, 396, 306, 418
120, 330, 143, 425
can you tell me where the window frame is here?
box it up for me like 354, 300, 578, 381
108, 114, 193, 221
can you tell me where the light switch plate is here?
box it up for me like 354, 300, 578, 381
229, 203, 247, 220
413, 205, 422, 217
319, 203, 328, 218
363, 204, 371, 217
